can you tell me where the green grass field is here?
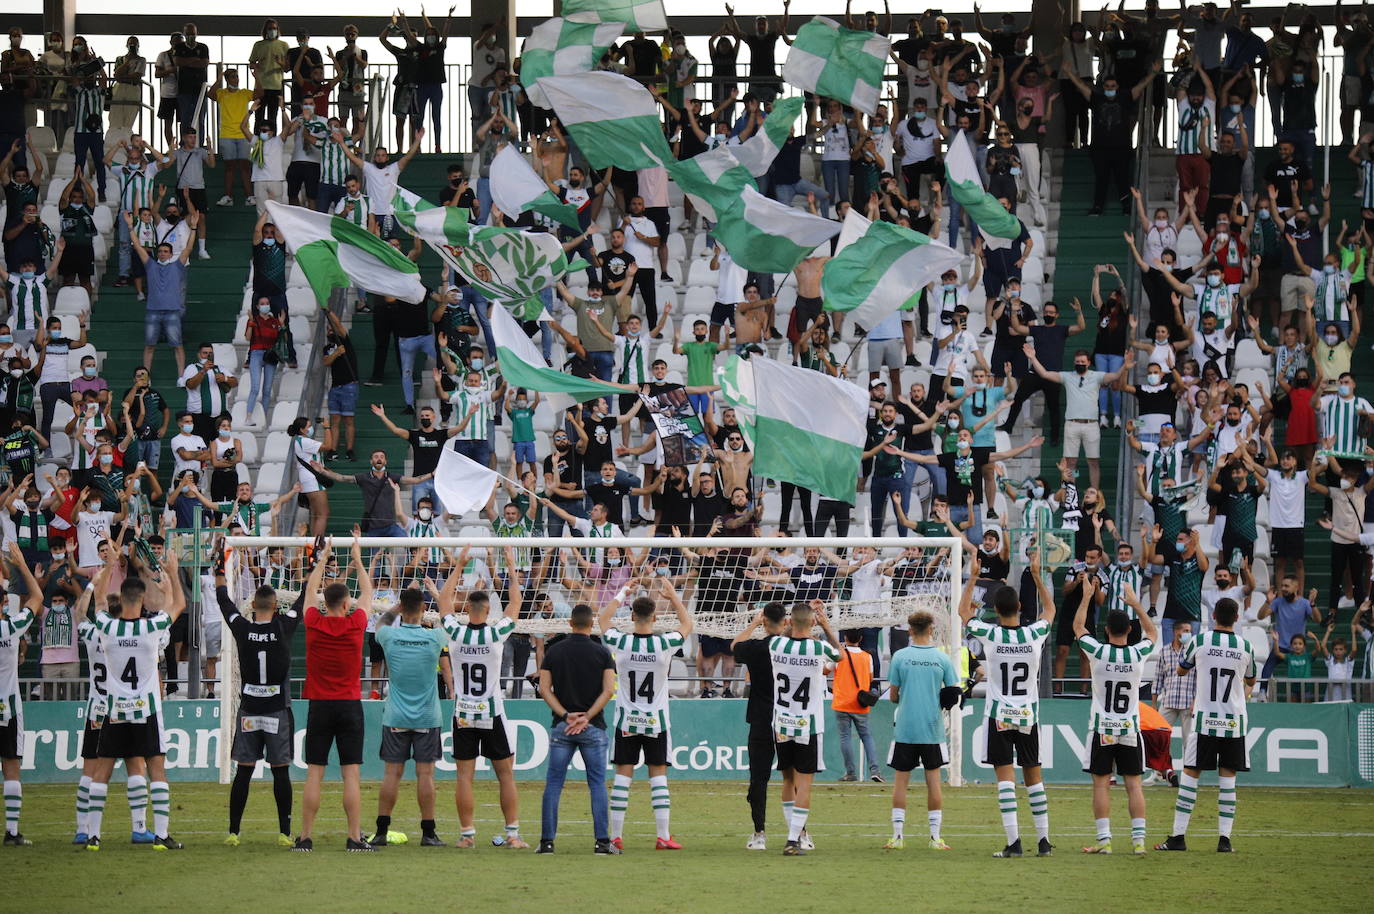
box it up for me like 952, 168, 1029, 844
7, 780, 1373, 912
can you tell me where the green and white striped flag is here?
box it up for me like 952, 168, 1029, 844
733, 96, 804, 177
264, 201, 425, 305
562, 0, 666, 31
944, 129, 1024, 240
488, 290, 626, 402
665, 145, 756, 222
519, 17, 625, 109
782, 17, 890, 116
822, 210, 964, 328
712, 185, 840, 274
535, 72, 673, 170
393, 188, 585, 308
715, 354, 867, 503
490, 144, 581, 231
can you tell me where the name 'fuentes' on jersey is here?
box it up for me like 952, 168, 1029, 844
769, 635, 841, 744
966, 619, 1051, 729
603, 629, 685, 736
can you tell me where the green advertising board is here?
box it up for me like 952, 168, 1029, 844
14, 699, 1373, 786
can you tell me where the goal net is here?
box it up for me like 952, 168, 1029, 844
217, 535, 966, 785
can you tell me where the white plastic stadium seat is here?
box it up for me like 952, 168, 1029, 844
256, 462, 286, 494
287, 287, 317, 317
268, 401, 299, 431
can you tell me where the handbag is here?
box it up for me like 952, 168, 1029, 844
844, 648, 881, 708
271, 319, 294, 366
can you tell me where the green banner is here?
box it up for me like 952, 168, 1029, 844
13, 700, 1372, 786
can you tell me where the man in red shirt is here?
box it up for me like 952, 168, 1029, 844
293, 533, 374, 852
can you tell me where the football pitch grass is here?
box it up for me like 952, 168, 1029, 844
8, 780, 1372, 912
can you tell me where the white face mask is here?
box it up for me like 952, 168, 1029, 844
1330, 335, 1343, 347
1154, 219, 1168, 229
418, 508, 433, 521
1340, 477, 1354, 490
1207, 274, 1222, 287
1147, 373, 1161, 385
1214, 231, 1228, 244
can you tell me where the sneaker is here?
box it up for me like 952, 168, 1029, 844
245, 195, 256, 206
224, 833, 241, 847
355, 302, 372, 314
131, 830, 156, 844
85, 836, 101, 852
363, 379, 383, 387
656, 836, 683, 850
400, 405, 416, 416
72, 832, 88, 845
928, 838, 951, 850
3, 832, 31, 846
870, 773, 884, 783
420, 833, 446, 847
611, 837, 623, 851
1037, 838, 1054, 857
782, 840, 806, 856
278, 834, 294, 847
721, 688, 736, 698
197, 249, 210, 260
345, 837, 375, 852
136, 292, 145, 301
698, 689, 715, 699
799, 830, 814, 851
291, 837, 313, 852
882, 836, 905, 850
985, 508, 998, 520
1099, 416, 1109, 428
660, 271, 673, 282
1083, 841, 1112, 855
980, 327, 993, 337
1154, 835, 1187, 851
345, 450, 356, 461
1112, 416, 1121, 429
152, 835, 184, 850
365, 831, 388, 846
113, 276, 130, 287
993, 838, 1023, 858
997, 422, 1015, 434
535, 840, 555, 854
905, 354, 920, 367
746, 832, 767, 851
1216, 836, 1234, 853
216, 195, 233, 206
1132, 839, 1147, 856
593, 839, 621, 855
323, 449, 338, 462
769, 328, 783, 340
837, 774, 858, 782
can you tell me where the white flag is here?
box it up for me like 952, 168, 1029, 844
434, 444, 500, 517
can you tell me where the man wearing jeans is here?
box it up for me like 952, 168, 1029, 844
537, 603, 617, 855
448, 369, 502, 468
864, 401, 910, 536
555, 280, 630, 382
312, 450, 433, 538
832, 630, 882, 782
123, 367, 170, 469
769, 134, 830, 216
391, 297, 437, 416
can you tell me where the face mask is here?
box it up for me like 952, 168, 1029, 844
180, 423, 193, 434
83, 366, 96, 378
1147, 373, 1161, 385
19, 270, 34, 280
606, 558, 622, 568
1075, 364, 1088, 374
418, 508, 433, 521
258, 304, 271, 314
470, 358, 484, 370
555, 441, 569, 451
88, 501, 101, 512
1214, 231, 1228, 244
1329, 335, 1342, 347
426, 35, 438, 46
1176, 539, 1188, 551
1043, 314, 1057, 325
302, 426, 313, 438
1008, 289, 1020, 300
946, 417, 960, 430
8, 369, 20, 378
259, 131, 271, 140
1292, 73, 1305, 84
218, 429, 231, 439
0, 335, 10, 344
1259, 207, 1270, 220
1340, 477, 1354, 490
1296, 219, 1310, 231
694, 332, 706, 341
98, 454, 112, 466
262, 237, 276, 246
266, 29, 278, 40
916, 59, 931, 71
1154, 219, 1168, 229
1324, 264, 1336, 275
1225, 417, 1240, 427
1104, 89, 1118, 99
1032, 485, 1045, 498
1339, 382, 1353, 396
515, 399, 528, 409
914, 112, 927, 121
1294, 376, 1310, 388
956, 441, 971, 453
165, 213, 180, 224
372, 463, 387, 473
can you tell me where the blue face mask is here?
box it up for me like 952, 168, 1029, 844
914, 111, 927, 121
262, 237, 276, 246
1292, 73, 1305, 84
1104, 89, 1118, 99
19, 270, 34, 280
470, 357, 484, 369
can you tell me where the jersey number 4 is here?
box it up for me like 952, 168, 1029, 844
774, 672, 811, 709
120, 657, 140, 689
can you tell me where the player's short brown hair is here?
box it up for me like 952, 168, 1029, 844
908, 611, 934, 635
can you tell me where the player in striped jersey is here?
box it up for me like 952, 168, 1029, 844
1316, 372, 1374, 455
1072, 579, 1157, 855
1158, 597, 1256, 853
1104, 541, 1147, 643
0, 545, 41, 845
960, 550, 1056, 858
770, 600, 840, 856
85, 547, 186, 851
598, 577, 693, 851
436, 551, 529, 849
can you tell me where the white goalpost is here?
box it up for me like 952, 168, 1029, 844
219, 535, 966, 786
